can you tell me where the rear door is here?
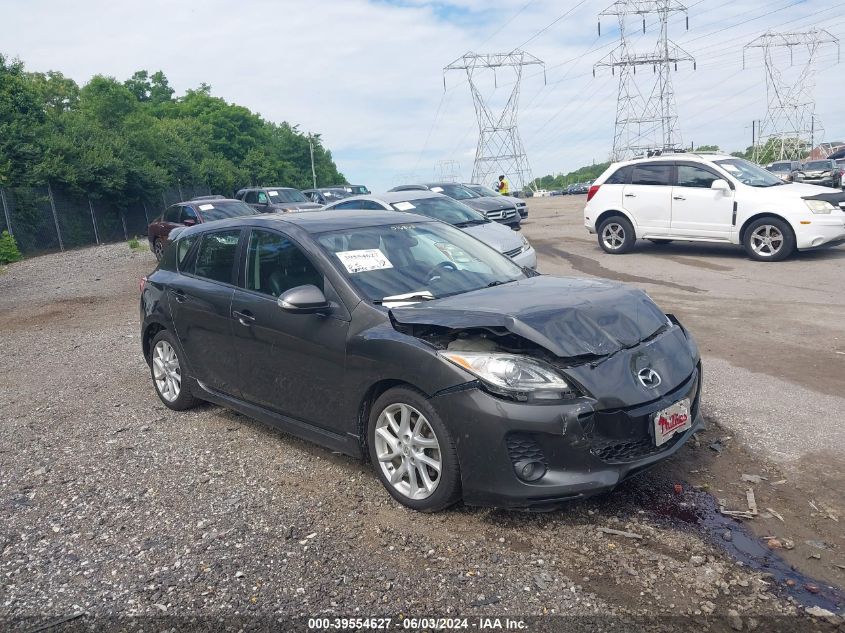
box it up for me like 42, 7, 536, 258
623, 163, 673, 233
669, 163, 735, 239
230, 228, 351, 430
169, 228, 243, 396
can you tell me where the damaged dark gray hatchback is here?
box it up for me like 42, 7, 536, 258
140, 210, 702, 511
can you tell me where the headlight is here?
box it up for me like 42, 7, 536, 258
519, 233, 530, 252
805, 199, 835, 214
439, 351, 577, 401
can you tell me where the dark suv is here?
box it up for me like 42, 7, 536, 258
794, 160, 842, 188
147, 198, 256, 260
235, 187, 322, 213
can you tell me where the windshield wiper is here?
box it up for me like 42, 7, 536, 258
486, 279, 517, 288
374, 291, 436, 305
454, 219, 488, 228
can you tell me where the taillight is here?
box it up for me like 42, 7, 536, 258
140, 276, 147, 294
586, 185, 600, 202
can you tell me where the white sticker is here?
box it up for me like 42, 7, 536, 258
393, 201, 416, 211
198, 204, 215, 211
268, 190, 279, 196
430, 186, 444, 193
336, 249, 393, 274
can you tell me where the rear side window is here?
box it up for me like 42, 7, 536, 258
676, 165, 720, 189
605, 165, 632, 184
632, 164, 672, 186
192, 230, 241, 284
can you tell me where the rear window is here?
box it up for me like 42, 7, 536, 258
196, 200, 257, 221
605, 165, 632, 184
631, 164, 672, 186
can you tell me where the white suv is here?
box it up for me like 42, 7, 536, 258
584, 153, 845, 261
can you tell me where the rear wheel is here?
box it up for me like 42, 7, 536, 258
150, 330, 198, 410
368, 387, 461, 512
153, 238, 164, 261
598, 216, 636, 254
742, 217, 795, 262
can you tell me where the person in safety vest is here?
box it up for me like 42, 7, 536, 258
496, 175, 510, 195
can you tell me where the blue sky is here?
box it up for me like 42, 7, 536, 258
2, 0, 843, 191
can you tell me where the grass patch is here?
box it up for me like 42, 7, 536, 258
128, 236, 142, 250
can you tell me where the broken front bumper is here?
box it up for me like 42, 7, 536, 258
431, 365, 702, 509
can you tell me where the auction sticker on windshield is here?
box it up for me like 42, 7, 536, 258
336, 249, 394, 274
393, 202, 416, 211
653, 398, 691, 447
198, 204, 214, 211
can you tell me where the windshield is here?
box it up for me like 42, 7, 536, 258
389, 196, 488, 227
267, 189, 309, 203
767, 163, 790, 172
714, 158, 784, 187
196, 200, 257, 221
428, 183, 478, 200
468, 184, 501, 197
804, 161, 832, 170
316, 221, 525, 304
346, 185, 370, 195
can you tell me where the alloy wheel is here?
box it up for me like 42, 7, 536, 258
601, 222, 626, 250
749, 224, 784, 257
154, 240, 164, 260
374, 403, 442, 500
152, 340, 181, 402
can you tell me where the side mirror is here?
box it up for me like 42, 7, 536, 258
183, 218, 197, 227
711, 179, 731, 194
277, 284, 330, 314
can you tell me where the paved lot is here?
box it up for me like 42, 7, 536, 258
0, 203, 844, 630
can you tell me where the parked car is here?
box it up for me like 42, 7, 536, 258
324, 191, 536, 269
568, 183, 591, 195
464, 183, 528, 218
389, 182, 521, 229
584, 154, 845, 262
302, 187, 353, 205
837, 159, 845, 190
765, 160, 801, 182
235, 187, 323, 213
140, 210, 702, 511
794, 159, 843, 189
147, 198, 257, 260
328, 184, 371, 196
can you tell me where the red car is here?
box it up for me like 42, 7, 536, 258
147, 198, 257, 260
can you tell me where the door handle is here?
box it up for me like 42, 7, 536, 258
673, 195, 686, 201
170, 289, 187, 303
624, 193, 636, 198
232, 310, 256, 326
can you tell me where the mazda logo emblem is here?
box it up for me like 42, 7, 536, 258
637, 368, 661, 389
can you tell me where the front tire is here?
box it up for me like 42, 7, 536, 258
742, 217, 795, 262
598, 216, 636, 254
150, 330, 198, 410
368, 387, 461, 512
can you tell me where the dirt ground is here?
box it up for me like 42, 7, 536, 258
0, 199, 843, 631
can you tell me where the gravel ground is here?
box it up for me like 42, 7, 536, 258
0, 241, 841, 632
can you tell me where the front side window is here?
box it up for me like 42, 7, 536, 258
714, 158, 783, 187
631, 164, 672, 186
180, 206, 199, 223
192, 230, 240, 284
246, 230, 323, 297
676, 165, 721, 189
315, 221, 525, 304
244, 191, 258, 204
257, 191, 269, 204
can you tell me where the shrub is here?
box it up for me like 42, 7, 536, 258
128, 236, 141, 250
0, 231, 22, 264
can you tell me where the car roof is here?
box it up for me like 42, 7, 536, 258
176, 209, 430, 238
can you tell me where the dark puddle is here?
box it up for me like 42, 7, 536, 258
619, 479, 845, 613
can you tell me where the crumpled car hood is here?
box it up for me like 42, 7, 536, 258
390, 276, 670, 359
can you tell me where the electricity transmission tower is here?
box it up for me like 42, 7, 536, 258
444, 51, 544, 192
595, 1, 695, 160
435, 160, 461, 182
744, 29, 840, 162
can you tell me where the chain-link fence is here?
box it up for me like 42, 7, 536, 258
0, 182, 212, 257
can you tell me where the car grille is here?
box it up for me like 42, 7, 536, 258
504, 246, 523, 258
486, 207, 517, 220
506, 434, 547, 469
585, 368, 701, 465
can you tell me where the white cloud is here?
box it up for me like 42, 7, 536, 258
2, 0, 843, 190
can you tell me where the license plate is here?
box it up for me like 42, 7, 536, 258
653, 398, 692, 447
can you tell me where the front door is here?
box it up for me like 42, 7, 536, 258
231, 228, 350, 432
169, 228, 243, 396
623, 162, 673, 233
669, 164, 735, 239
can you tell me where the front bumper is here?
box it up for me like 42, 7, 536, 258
512, 246, 537, 269
794, 216, 845, 250
431, 366, 702, 508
